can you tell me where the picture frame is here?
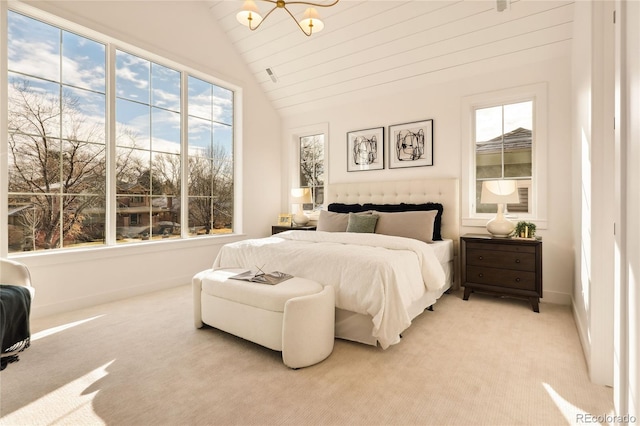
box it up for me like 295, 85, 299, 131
346, 127, 384, 172
388, 119, 434, 169
277, 213, 292, 227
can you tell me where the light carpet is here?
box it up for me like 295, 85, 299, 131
0, 285, 613, 425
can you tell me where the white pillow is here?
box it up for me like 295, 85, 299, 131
374, 210, 438, 243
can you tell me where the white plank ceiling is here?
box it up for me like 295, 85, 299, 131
206, 0, 574, 116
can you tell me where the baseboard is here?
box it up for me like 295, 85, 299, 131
571, 296, 591, 368
541, 289, 572, 305
31, 275, 190, 319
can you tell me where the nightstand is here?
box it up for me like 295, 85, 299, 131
271, 225, 316, 235
461, 234, 543, 312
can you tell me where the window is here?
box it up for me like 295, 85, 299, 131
7, 12, 107, 251
475, 101, 532, 214
461, 83, 547, 228
288, 123, 327, 213
5, 8, 237, 252
187, 76, 234, 235
299, 133, 325, 210
115, 50, 182, 243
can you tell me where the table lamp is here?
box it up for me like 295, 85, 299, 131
291, 188, 312, 225
480, 180, 520, 237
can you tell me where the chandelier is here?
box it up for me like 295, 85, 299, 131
236, 0, 340, 37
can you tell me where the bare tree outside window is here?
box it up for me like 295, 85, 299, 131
8, 79, 107, 251
299, 134, 324, 210
6, 10, 236, 252
187, 76, 234, 236
188, 145, 234, 235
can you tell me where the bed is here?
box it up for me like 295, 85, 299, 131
213, 178, 459, 349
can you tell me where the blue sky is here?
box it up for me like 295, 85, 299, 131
7, 10, 233, 159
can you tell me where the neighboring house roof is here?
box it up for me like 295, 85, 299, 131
476, 127, 532, 153
117, 182, 148, 194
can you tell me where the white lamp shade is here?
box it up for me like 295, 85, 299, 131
299, 8, 324, 34
480, 180, 520, 204
237, 1, 263, 27
481, 180, 519, 237
291, 188, 312, 204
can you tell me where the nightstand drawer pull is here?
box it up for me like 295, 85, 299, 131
515, 259, 521, 263
478, 256, 484, 260
478, 273, 484, 278
515, 278, 521, 282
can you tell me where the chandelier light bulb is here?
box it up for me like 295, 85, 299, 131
236, 0, 263, 28
299, 7, 324, 35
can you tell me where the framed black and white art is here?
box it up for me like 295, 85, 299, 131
346, 127, 384, 172
388, 119, 433, 169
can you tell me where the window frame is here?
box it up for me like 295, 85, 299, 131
1, 2, 242, 256
461, 83, 548, 229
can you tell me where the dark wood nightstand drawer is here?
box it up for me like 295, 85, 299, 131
466, 241, 536, 254
466, 248, 536, 272
466, 266, 537, 291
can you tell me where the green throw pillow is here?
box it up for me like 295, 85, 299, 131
346, 212, 379, 233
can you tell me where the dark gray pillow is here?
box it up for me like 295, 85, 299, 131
327, 203, 367, 213
346, 213, 378, 233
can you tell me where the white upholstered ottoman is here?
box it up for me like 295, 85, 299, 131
192, 268, 335, 369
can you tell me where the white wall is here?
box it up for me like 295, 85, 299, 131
618, 0, 640, 417
570, 0, 615, 387
7, 1, 282, 317
283, 56, 574, 305
570, 0, 592, 380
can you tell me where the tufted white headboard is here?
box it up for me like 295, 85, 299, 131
325, 178, 460, 243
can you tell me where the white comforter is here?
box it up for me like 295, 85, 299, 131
212, 230, 446, 349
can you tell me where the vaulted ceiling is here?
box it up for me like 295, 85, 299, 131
206, 0, 574, 116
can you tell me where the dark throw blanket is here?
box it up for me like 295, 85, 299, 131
0, 285, 32, 370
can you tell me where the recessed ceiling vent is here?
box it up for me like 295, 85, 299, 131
496, 0, 510, 12
266, 68, 278, 83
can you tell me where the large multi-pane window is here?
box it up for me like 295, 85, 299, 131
475, 101, 533, 214
6, 10, 235, 252
299, 134, 324, 210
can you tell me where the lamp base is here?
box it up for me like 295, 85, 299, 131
293, 212, 309, 226
486, 216, 515, 238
